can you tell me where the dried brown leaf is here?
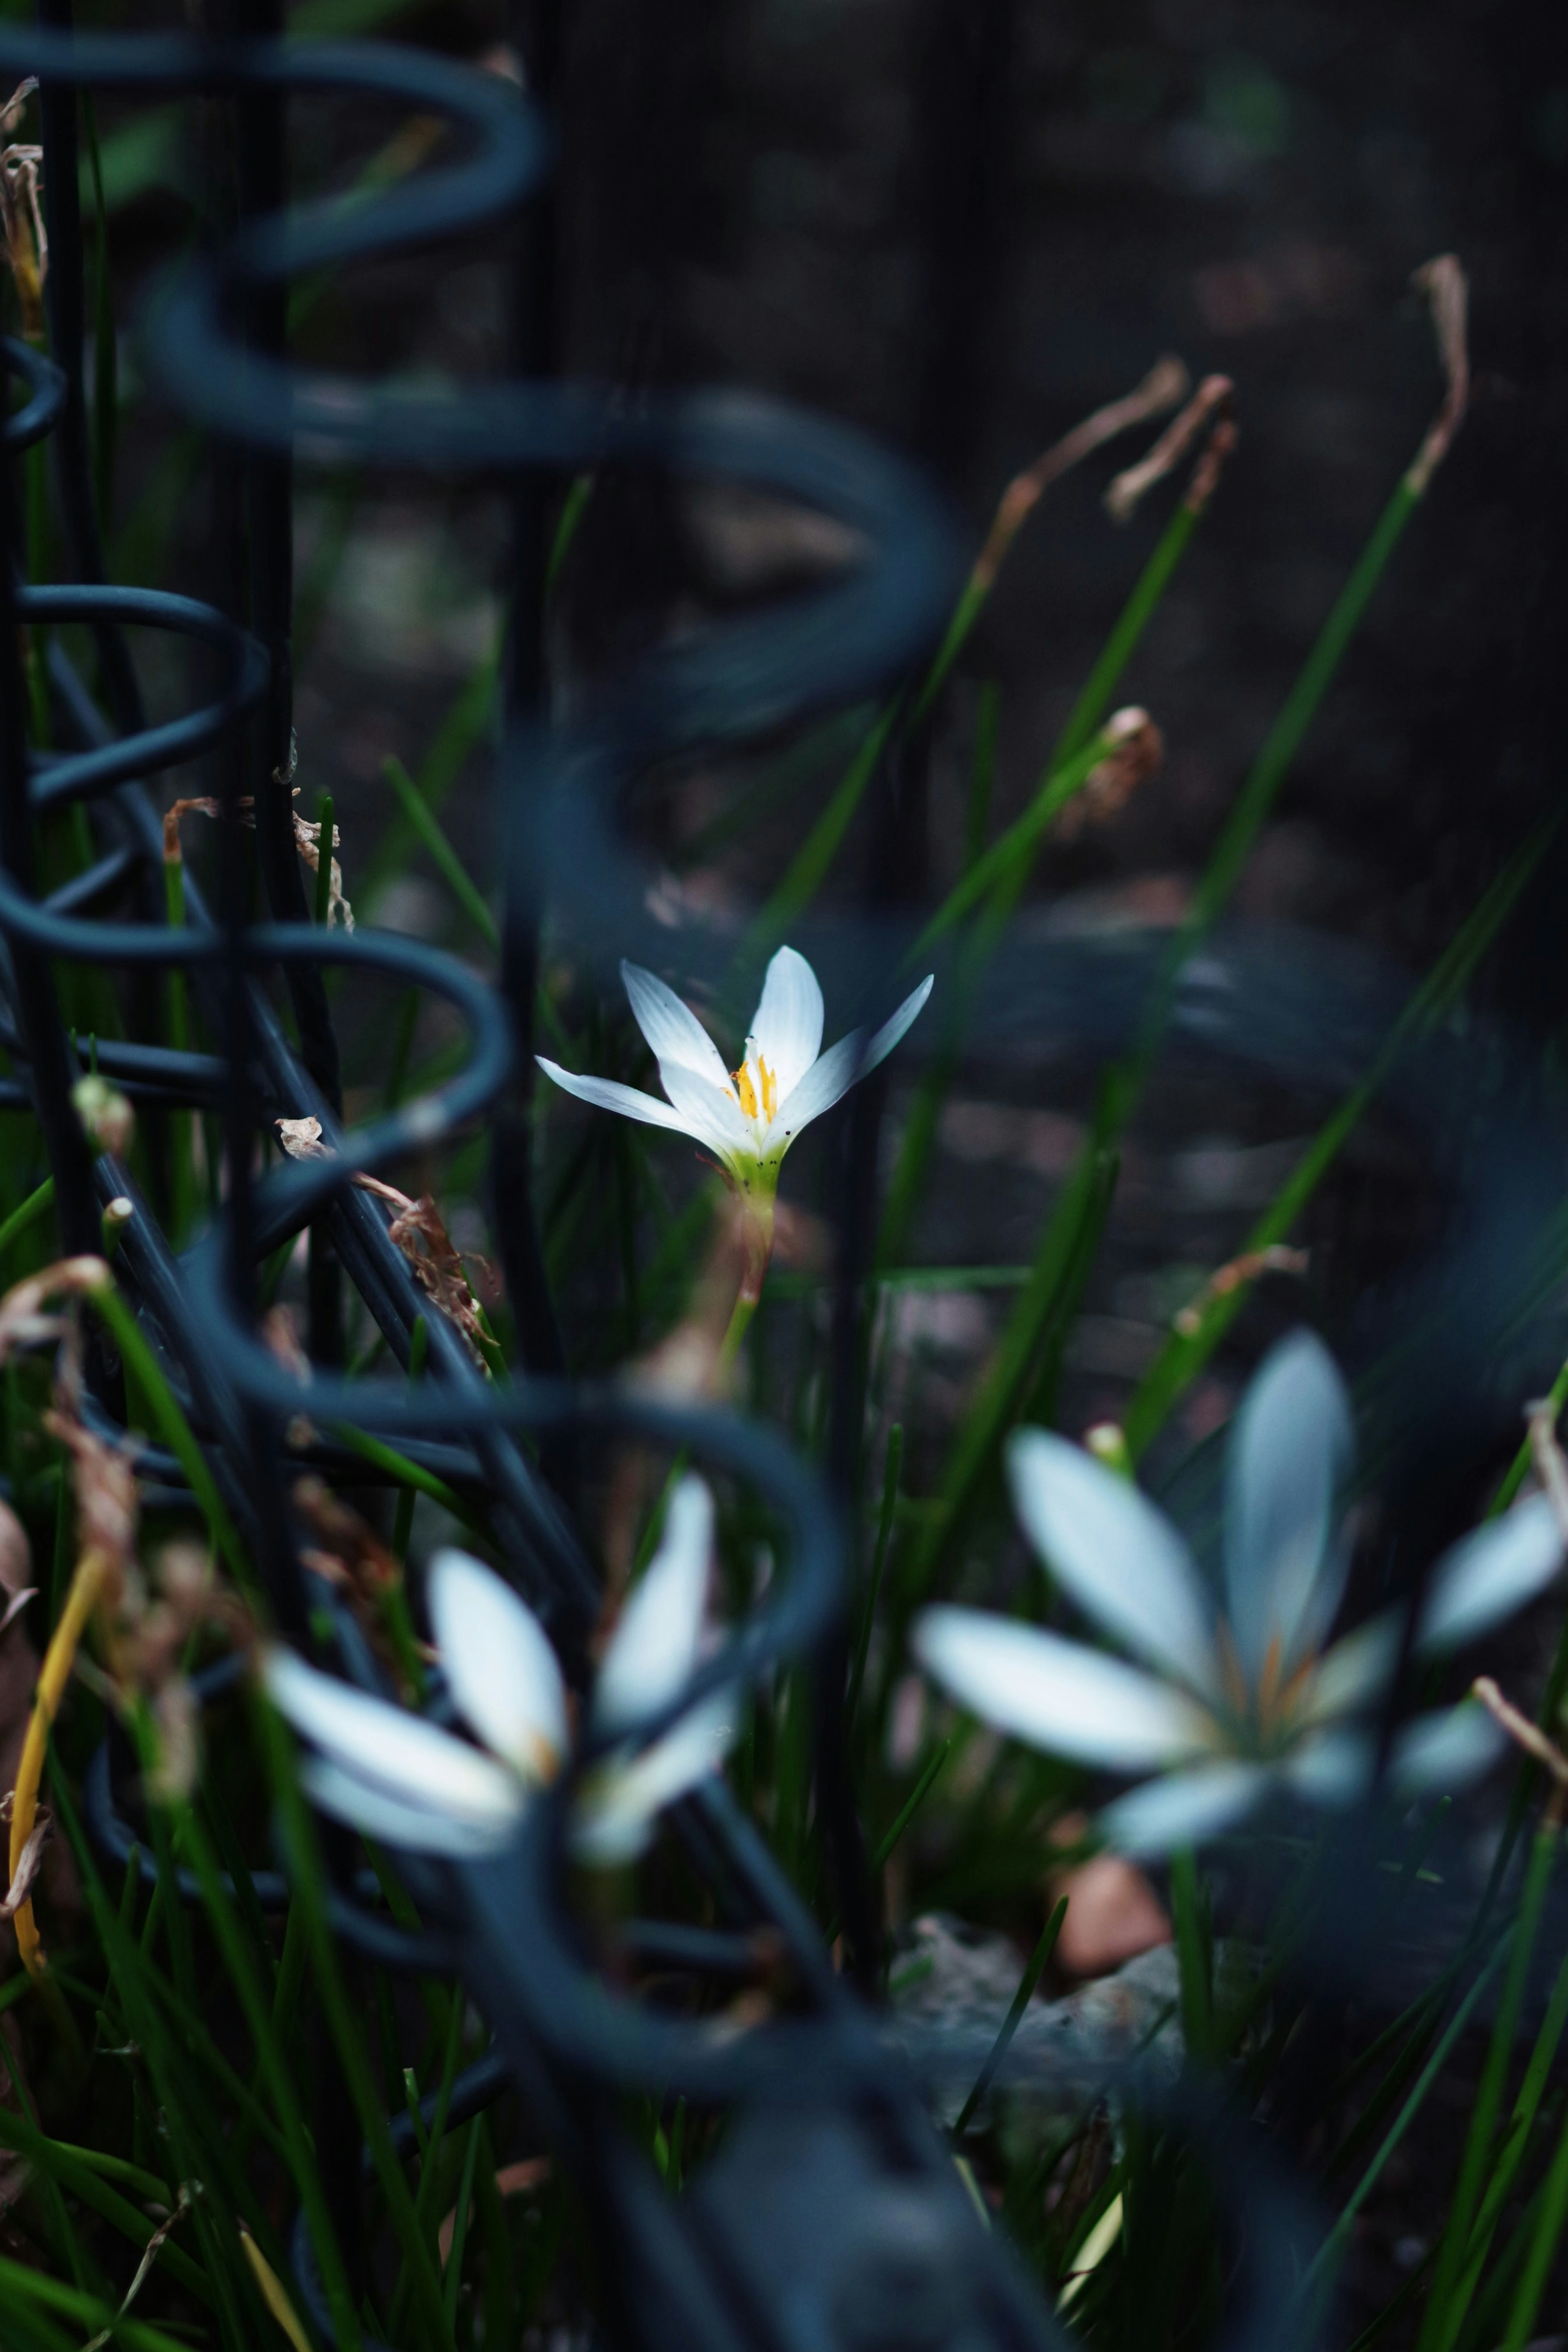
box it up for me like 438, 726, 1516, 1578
1055, 707, 1164, 841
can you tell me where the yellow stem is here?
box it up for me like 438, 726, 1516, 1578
11, 1547, 108, 1979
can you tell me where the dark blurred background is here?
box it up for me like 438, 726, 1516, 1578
548, 0, 1568, 1014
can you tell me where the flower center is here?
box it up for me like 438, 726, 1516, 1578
731, 1053, 777, 1125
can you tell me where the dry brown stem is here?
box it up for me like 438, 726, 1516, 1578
1106, 374, 1237, 525
1528, 1396, 1568, 1548
1406, 254, 1470, 497
1174, 1245, 1310, 1339
971, 355, 1189, 592
1472, 1676, 1568, 1824
162, 796, 229, 864
0, 1792, 49, 1920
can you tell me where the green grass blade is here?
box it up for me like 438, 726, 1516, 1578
0, 1176, 53, 1265
258, 1696, 457, 2352
904, 1085, 1120, 1602
381, 755, 499, 953
1299, 1933, 1514, 2319
1049, 499, 1200, 766
88, 1281, 250, 1592
175, 1791, 362, 2351
953, 1895, 1068, 2136
364, 644, 501, 906
744, 703, 898, 964
1417, 1824, 1560, 2352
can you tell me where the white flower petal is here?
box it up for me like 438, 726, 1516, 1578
1297, 1611, 1401, 1729
912, 1607, 1212, 1769
263, 1647, 524, 1833
300, 1754, 522, 1858
864, 973, 935, 1069
1224, 1330, 1354, 1680
594, 1476, 714, 1735
656, 1058, 755, 1158
1280, 1725, 1374, 1807
620, 962, 733, 1096
1391, 1702, 1506, 1798
1006, 1427, 1218, 1698
769, 1029, 865, 1134
1416, 1494, 1564, 1655
570, 1693, 738, 1866
773, 977, 935, 1137
428, 1548, 568, 1782
748, 946, 825, 1103
1099, 1761, 1269, 1855
535, 1060, 704, 1142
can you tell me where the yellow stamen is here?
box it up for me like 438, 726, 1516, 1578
732, 1062, 759, 1120
11, 1545, 108, 1979
758, 1055, 777, 1122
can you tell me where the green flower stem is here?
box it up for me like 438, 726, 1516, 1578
719, 1288, 758, 1374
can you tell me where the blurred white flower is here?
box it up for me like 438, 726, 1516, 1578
264, 1475, 733, 1867
913, 1332, 1564, 1855
537, 946, 932, 1208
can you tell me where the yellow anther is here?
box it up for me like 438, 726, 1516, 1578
759, 1056, 777, 1121
733, 1062, 759, 1119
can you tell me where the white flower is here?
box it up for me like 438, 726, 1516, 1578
263, 1476, 735, 1868
913, 1332, 1565, 1855
536, 946, 933, 1207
